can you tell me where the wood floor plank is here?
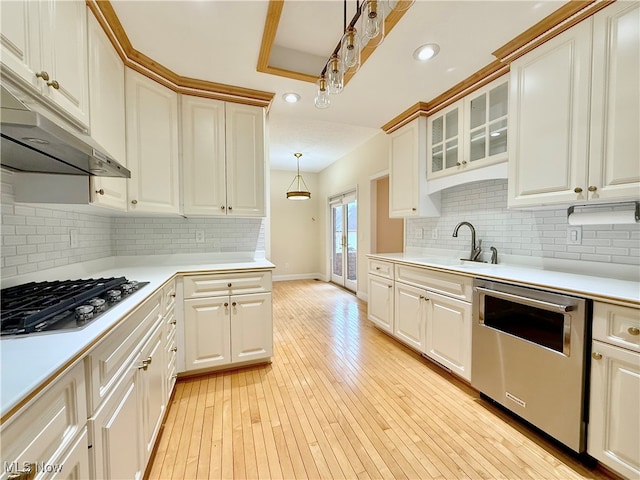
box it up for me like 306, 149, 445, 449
148, 280, 614, 480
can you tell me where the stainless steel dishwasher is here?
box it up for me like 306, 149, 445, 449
472, 278, 589, 453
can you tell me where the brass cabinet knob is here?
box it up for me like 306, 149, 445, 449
588, 186, 598, 192
36, 71, 50, 81
131, 199, 138, 205
220, 205, 225, 210
170, 320, 176, 325
411, 207, 417, 211
47, 80, 60, 89
96, 189, 105, 195
574, 187, 583, 193
628, 327, 640, 336
232, 302, 237, 307
227, 283, 232, 288
138, 362, 149, 371
592, 352, 603, 360
456, 162, 461, 167
462, 160, 467, 165
375, 266, 381, 270
387, 285, 392, 289
419, 295, 425, 300
228, 206, 233, 211
171, 347, 177, 352
224, 302, 229, 307
170, 293, 176, 298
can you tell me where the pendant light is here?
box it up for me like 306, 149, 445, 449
286, 153, 311, 200
361, 0, 384, 46
327, 54, 344, 94
341, 26, 361, 69
314, 75, 330, 109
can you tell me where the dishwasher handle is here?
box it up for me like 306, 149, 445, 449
475, 286, 575, 313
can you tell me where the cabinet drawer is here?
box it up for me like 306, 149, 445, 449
395, 264, 472, 301
183, 271, 271, 298
368, 259, 394, 279
593, 302, 640, 353
86, 292, 162, 414
162, 279, 177, 314
0, 363, 87, 479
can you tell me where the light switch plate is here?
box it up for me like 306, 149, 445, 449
567, 226, 582, 245
195, 230, 205, 243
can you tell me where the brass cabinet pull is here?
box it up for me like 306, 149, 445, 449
138, 362, 149, 371
36, 71, 50, 81
228, 206, 233, 211
143, 356, 152, 365
419, 295, 425, 300
96, 189, 105, 195
47, 80, 60, 89
170, 320, 176, 325
131, 199, 138, 205
227, 283, 232, 288
411, 207, 416, 211
588, 186, 598, 192
170, 293, 176, 298
574, 187, 583, 193
387, 285, 392, 289
171, 347, 177, 353
220, 205, 225, 210
224, 302, 229, 307
628, 327, 640, 336
375, 266, 381, 270
8, 463, 36, 480
592, 352, 603, 360
461, 160, 467, 165
232, 302, 237, 307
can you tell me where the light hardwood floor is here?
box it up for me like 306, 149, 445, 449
147, 280, 613, 480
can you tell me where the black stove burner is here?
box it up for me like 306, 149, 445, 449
1, 277, 149, 337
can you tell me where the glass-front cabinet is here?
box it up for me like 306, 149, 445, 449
428, 76, 508, 179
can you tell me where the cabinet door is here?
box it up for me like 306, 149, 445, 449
390, 118, 422, 217
126, 68, 180, 214
230, 292, 272, 363
0, 0, 41, 89
184, 297, 231, 371
588, 340, 640, 480
139, 321, 166, 464
225, 103, 266, 217
90, 366, 143, 480
88, 11, 127, 211
45, 427, 90, 480
424, 291, 472, 381
588, 1, 640, 202
393, 282, 426, 352
508, 20, 592, 207
181, 95, 227, 215
428, 102, 463, 178
367, 275, 394, 334
40, 0, 90, 127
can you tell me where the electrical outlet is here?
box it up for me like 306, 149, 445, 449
567, 226, 582, 245
69, 229, 79, 248
416, 228, 424, 239
432, 228, 438, 240
195, 230, 205, 243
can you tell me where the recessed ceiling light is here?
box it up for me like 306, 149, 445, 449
413, 43, 440, 62
283, 92, 301, 103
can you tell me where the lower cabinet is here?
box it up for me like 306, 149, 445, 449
394, 282, 427, 352
588, 302, 640, 479
367, 274, 394, 334
183, 292, 272, 372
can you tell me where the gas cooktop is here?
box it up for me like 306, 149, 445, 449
0, 277, 149, 337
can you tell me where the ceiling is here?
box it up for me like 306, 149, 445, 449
110, 0, 565, 172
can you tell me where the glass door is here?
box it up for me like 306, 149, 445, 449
330, 191, 357, 292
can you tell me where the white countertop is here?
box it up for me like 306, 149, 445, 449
367, 252, 640, 306
0, 256, 274, 420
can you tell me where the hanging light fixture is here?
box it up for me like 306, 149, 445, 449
361, 0, 385, 46
340, 26, 361, 70
314, 74, 330, 109
327, 54, 344, 94
286, 153, 311, 200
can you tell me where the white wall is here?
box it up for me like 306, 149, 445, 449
316, 132, 390, 298
269, 169, 322, 280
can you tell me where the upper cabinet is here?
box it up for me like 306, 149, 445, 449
126, 69, 180, 214
389, 117, 441, 218
182, 97, 266, 217
428, 77, 509, 180
508, 1, 640, 208
87, 10, 128, 212
0, 0, 90, 128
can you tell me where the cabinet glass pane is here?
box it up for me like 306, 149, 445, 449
469, 128, 486, 161
445, 109, 458, 140
432, 147, 443, 172
432, 117, 443, 144
489, 118, 508, 155
489, 83, 508, 121
469, 94, 486, 129
445, 139, 458, 168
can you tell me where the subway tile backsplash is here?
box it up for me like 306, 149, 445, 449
1, 171, 264, 280
406, 179, 640, 265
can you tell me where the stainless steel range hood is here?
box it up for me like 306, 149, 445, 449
0, 86, 130, 178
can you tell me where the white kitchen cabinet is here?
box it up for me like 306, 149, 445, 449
182, 271, 273, 373
163, 280, 178, 399
509, 1, 640, 208
182, 97, 266, 217
367, 274, 394, 334
0, 363, 88, 480
427, 102, 462, 178
588, 302, 640, 480
389, 117, 440, 218
424, 290, 472, 381
87, 10, 127, 212
394, 281, 427, 352
0, 0, 90, 128
126, 68, 180, 214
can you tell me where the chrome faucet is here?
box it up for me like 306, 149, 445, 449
452, 221, 483, 261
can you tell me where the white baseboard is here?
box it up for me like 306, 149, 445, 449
357, 291, 368, 302
273, 273, 325, 282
